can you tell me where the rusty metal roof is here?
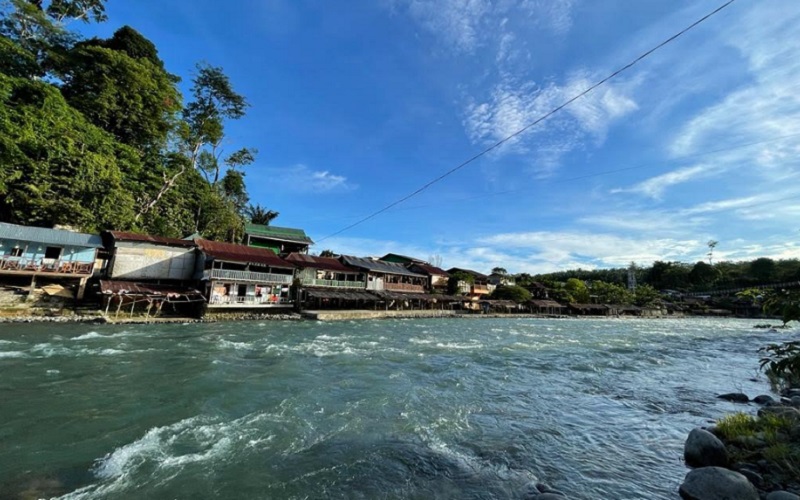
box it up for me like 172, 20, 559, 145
339, 255, 426, 278
409, 263, 450, 277
285, 253, 358, 273
99, 280, 205, 300
194, 238, 294, 268
105, 231, 196, 248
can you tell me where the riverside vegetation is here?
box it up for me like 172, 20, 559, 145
680, 289, 800, 500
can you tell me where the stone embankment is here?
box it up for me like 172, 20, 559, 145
680, 389, 800, 500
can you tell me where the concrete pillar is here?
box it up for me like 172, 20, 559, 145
76, 277, 88, 301
26, 275, 36, 301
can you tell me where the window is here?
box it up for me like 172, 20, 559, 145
44, 247, 62, 259
10, 247, 23, 257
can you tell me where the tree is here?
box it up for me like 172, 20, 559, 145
491, 285, 531, 303
707, 240, 718, 265
750, 257, 776, 283
137, 63, 253, 220
633, 284, 661, 307
491, 267, 507, 275
58, 28, 182, 151
590, 281, 633, 305
689, 261, 718, 288
564, 278, 590, 303
246, 204, 279, 225
0, 0, 107, 69
219, 169, 248, 215
0, 73, 138, 231
319, 249, 337, 258
448, 271, 474, 295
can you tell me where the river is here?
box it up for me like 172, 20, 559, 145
0, 317, 777, 499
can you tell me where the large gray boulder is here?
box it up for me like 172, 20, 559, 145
717, 393, 749, 403
685, 428, 728, 467
753, 394, 775, 405
766, 492, 800, 500
679, 467, 759, 500
758, 406, 800, 423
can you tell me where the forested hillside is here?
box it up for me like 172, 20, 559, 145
0, 0, 270, 240
523, 258, 800, 293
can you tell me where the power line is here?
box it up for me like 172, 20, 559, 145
316, 0, 737, 243
304, 131, 800, 222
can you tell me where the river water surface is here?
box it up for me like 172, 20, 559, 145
0, 317, 778, 499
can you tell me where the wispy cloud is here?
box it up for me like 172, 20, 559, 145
464, 73, 637, 173
610, 163, 713, 200
261, 165, 357, 194
389, 0, 576, 53
668, 3, 800, 174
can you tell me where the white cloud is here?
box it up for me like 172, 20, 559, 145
668, 3, 800, 173
263, 165, 357, 194
390, 0, 576, 53
398, 0, 491, 52
610, 163, 712, 200
463, 73, 637, 172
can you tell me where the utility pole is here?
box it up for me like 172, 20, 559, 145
627, 262, 637, 291
707, 240, 718, 265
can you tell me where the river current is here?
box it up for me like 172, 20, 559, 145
0, 317, 778, 499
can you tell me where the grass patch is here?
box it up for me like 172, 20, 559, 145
716, 413, 758, 440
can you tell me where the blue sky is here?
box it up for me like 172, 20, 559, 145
83, 0, 800, 274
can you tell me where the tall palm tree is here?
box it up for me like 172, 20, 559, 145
247, 204, 279, 225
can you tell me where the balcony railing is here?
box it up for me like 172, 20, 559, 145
301, 278, 365, 289
0, 257, 93, 275
208, 295, 292, 306
205, 268, 293, 284
385, 282, 426, 293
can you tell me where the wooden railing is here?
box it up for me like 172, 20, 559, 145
0, 257, 93, 275
209, 294, 292, 306
301, 278, 365, 289
205, 268, 293, 284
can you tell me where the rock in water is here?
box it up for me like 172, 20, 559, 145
717, 393, 749, 403
679, 467, 758, 500
766, 492, 800, 500
752, 394, 775, 405
684, 428, 728, 467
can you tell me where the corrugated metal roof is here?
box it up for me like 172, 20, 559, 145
284, 253, 358, 273
410, 263, 450, 277
0, 222, 102, 248
195, 238, 294, 269
99, 280, 205, 300
339, 255, 426, 278
105, 231, 196, 248
380, 253, 425, 264
245, 224, 314, 244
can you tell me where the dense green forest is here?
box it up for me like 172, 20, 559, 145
0, 0, 273, 240
521, 257, 800, 295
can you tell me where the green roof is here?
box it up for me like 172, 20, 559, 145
245, 224, 314, 245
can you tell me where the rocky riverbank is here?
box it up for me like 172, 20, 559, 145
681, 389, 800, 500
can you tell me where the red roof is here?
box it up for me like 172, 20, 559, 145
411, 263, 450, 277
195, 239, 294, 268
106, 231, 195, 248
284, 253, 356, 273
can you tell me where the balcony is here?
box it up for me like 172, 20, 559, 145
301, 278, 365, 289
0, 257, 94, 276
208, 294, 292, 308
385, 282, 426, 293
205, 268, 293, 284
